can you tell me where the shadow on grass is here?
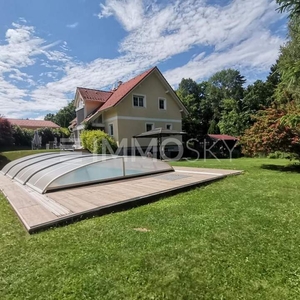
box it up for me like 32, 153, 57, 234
261, 163, 300, 173
0, 155, 10, 170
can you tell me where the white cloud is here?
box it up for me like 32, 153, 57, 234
8, 69, 35, 85
0, 0, 287, 119
164, 30, 285, 86
98, 0, 145, 31
0, 22, 70, 75
18, 17, 27, 23
66, 22, 79, 29
34, 115, 46, 120
0, 21, 72, 117
117, 0, 281, 62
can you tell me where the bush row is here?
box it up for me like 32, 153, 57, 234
0, 119, 71, 148
267, 151, 298, 160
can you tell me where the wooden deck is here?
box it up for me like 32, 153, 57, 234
0, 167, 242, 233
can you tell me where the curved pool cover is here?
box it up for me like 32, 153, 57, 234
1, 152, 174, 194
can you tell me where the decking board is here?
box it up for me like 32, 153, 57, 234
0, 167, 242, 233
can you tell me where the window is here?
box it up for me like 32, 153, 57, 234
133, 95, 145, 107
158, 98, 166, 110
146, 123, 154, 132
166, 124, 172, 130
76, 98, 85, 111
108, 124, 114, 136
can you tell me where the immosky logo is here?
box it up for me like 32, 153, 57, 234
62, 137, 238, 162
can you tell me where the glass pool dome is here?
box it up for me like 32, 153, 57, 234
1, 152, 174, 194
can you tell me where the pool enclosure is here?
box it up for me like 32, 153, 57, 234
1, 152, 174, 194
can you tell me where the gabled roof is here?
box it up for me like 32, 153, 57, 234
7, 119, 60, 129
207, 134, 238, 141
77, 87, 112, 102
75, 66, 188, 124
98, 67, 156, 112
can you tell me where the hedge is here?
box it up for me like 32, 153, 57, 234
12, 126, 34, 147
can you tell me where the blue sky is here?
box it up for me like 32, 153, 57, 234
0, 0, 287, 119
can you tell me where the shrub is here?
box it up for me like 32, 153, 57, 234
267, 151, 297, 160
59, 127, 71, 138
240, 103, 300, 159
80, 130, 117, 154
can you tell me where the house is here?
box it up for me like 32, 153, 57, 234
72, 66, 188, 153
7, 119, 60, 130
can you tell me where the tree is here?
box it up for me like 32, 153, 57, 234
276, 0, 300, 17
177, 79, 211, 138
44, 101, 75, 128
205, 69, 246, 133
54, 101, 76, 128
275, 5, 300, 129
0, 117, 14, 147
243, 80, 274, 113
38, 128, 60, 146
177, 70, 247, 136
240, 103, 300, 158
44, 113, 56, 122
207, 69, 246, 101
207, 119, 219, 134
218, 98, 249, 137
266, 61, 281, 89
276, 15, 300, 103
177, 78, 201, 99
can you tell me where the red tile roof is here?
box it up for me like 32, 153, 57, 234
7, 119, 60, 129
77, 87, 112, 103
98, 67, 156, 112
208, 134, 238, 141
76, 66, 181, 124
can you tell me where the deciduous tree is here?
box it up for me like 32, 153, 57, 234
0, 117, 14, 147
240, 103, 300, 158
218, 98, 249, 137
177, 79, 211, 138
44, 101, 75, 128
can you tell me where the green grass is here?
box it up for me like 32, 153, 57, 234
0, 155, 300, 299
0, 149, 59, 169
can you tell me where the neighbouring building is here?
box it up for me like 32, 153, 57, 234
7, 119, 60, 130
71, 66, 188, 153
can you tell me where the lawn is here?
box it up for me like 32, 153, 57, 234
0, 154, 299, 299
0, 149, 59, 169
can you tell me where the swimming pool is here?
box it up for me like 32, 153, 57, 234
2, 152, 174, 193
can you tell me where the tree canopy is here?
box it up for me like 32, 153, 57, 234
44, 101, 75, 128
176, 2, 300, 159
240, 103, 300, 158
177, 68, 266, 138
276, 0, 300, 16
0, 117, 13, 147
